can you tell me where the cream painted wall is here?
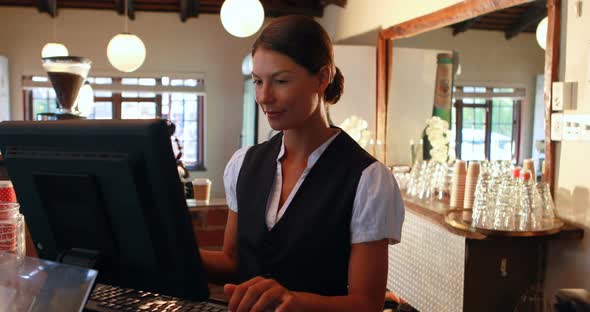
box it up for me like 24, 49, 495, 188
330, 45, 376, 131
0, 7, 255, 197
395, 28, 545, 162
545, 0, 590, 301
388, 47, 449, 165
320, 0, 463, 42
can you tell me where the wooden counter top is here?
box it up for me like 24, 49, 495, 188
402, 195, 584, 241
186, 198, 228, 212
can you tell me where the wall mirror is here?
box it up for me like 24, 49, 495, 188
377, 0, 560, 189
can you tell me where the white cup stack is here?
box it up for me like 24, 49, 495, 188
450, 160, 467, 209
462, 161, 481, 222
523, 159, 536, 180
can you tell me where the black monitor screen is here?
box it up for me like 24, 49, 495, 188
0, 119, 209, 301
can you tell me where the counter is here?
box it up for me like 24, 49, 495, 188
387, 195, 584, 312
187, 198, 229, 250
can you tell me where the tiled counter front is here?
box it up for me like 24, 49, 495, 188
387, 197, 584, 312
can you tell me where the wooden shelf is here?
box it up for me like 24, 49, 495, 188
402, 195, 584, 241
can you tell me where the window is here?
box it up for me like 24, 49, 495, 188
22, 75, 206, 170
452, 85, 523, 162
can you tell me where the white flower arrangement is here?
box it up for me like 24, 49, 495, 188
425, 116, 452, 163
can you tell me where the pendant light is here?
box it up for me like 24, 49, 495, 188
76, 82, 95, 117
220, 0, 265, 38
536, 17, 548, 50
41, 0, 69, 58
107, 0, 146, 72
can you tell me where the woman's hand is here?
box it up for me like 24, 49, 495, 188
224, 276, 297, 312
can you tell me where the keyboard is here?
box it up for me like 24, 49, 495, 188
85, 283, 228, 312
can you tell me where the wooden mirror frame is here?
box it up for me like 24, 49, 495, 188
376, 0, 560, 191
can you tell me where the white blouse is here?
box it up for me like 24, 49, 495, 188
223, 131, 405, 244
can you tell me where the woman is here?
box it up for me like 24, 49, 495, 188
200, 15, 404, 312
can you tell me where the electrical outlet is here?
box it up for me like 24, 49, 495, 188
552, 82, 574, 111
580, 124, 590, 141
563, 115, 580, 141
578, 114, 590, 141
563, 121, 578, 141
561, 114, 590, 141
551, 113, 563, 141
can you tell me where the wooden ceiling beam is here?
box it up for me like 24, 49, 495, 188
505, 0, 546, 39
2, 0, 337, 17
116, 0, 136, 20
321, 0, 346, 7
37, 0, 56, 17
452, 16, 480, 35
179, 0, 199, 22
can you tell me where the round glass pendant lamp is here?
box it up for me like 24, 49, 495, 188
107, 33, 146, 72
41, 0, 69, 58
76, 82, 95, 117
536, 17, 548, 50
41, 43, 69, 58
220, 0, 265, 38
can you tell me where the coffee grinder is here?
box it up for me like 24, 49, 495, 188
41, 56, 92, 120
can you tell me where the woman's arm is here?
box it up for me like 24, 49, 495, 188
224, 239, 389, 312
199, 210, 239, 284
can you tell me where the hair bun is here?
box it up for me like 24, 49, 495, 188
324, 66, 344, 104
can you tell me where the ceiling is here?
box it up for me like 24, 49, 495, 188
0, 0, 346, 21
0, 0, 545, 39
449, 0, 547, 39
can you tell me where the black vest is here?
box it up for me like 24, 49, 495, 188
236, 130, 376, 296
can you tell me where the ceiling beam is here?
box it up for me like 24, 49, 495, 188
321, 0, 347, 7
452, 16, 480, 35
505, 0, 546, 39
116, 0, 135, 20
263, 1, 323, 17
179, 0, 200, 22
1, 0, 336, 17
37, 0, 56, 17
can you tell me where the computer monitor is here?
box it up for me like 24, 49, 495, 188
0, 119, 210, 301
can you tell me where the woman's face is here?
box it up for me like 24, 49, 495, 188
252, 48, 324, 131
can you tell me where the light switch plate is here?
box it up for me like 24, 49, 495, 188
551, 113, 563, 141
552, 82, 573, 111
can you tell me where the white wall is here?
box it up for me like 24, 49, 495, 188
394, 28, 545, 162
545, 0, 590, 300
387, 47, 449, 165
331, 45, 376, 131
319, 0, 462, 42
0, 7, 255, 197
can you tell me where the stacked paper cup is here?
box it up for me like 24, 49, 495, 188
523, 159, 536, 180
0, 180, 25, 266
450, 160, 467, 210
462, 161, 481, 222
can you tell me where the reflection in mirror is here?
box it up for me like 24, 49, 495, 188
386, 2, 546, 177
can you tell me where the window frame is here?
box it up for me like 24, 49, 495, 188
453, 85, 523, 163
22, 75, 206, 171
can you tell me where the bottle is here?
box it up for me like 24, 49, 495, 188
423, 53, 454, 161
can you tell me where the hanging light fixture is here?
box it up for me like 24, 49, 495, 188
536, 17, 548, 50
41, 0, 69, 58
76, 82, 95, 117
220, 0, 265, 38
107, 0, 146, 72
